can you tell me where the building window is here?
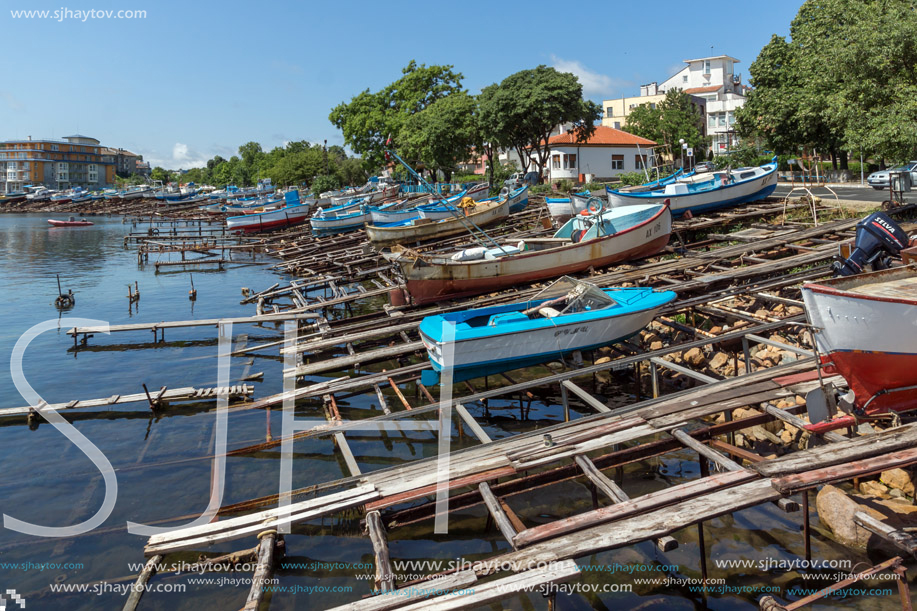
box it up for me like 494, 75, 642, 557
728, 112, 735, 125
682, 75, 688, 83
563, 154, 577, 170
51, 144, 59, 151
703, 60, 711, 74
628, 104, 636, 110
552, 155, 561, 169
613, 121, 621, 129
611, 154, 624, 170
606, 107, 614, 118
708, 114, 716, 128
635, 155, 649, 169
718, 113, 726, 127
650, 103, 656, 110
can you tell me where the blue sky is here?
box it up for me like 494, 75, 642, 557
3, 0, 803, 168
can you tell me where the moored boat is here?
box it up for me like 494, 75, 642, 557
365, 195, 511, 248
418, 277, 676, 384
604, 160, 777, 215
384, 202, 671, 305
226, 191, 308, 233
48, 217, 94, 227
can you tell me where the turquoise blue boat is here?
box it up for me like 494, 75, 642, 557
419, 278, 675, 384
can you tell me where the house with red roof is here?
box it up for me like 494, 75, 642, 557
523, 125, 657, 182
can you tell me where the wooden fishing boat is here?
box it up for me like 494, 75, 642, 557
475, 184, 529, 214
604, 169, 686, 206
365, 195, 511, 248
801, 265, 917, 432
368, 191, 466, 224
48, 217, 94, 227
384, 202, 670, 305
226, 191, 309, 233
418, 277, 676, 384
604, 161, 776, 215
545, 191, 598, 220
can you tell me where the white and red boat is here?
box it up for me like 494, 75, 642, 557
48, 217, 94, 227
384, 202, 671, 305
802, 265, 917, 431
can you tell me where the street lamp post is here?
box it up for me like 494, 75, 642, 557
679, 138, 686, 170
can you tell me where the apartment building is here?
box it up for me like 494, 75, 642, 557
0, 134, 116, 193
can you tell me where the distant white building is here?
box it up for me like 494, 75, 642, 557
659, 55, 748, 155
602, 54, 747, 157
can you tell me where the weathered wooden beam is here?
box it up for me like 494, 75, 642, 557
287, 341, 425, 377
455, 404, 491, 444
478, 482, 517, 549
561, 380, 611, 412
323, 570, 478, 611
854, 511, 917, 556
366, 510, 395, 592
671, 428, 744, 472
770, 446, 917, 494
241, 532, 279, 611
761, 402, 847, 443
121, 554, 162, 611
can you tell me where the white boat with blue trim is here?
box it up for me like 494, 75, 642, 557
419, 277, 676, 384
604, 159, 778, 215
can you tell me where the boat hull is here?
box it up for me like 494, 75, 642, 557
607, 165, 777, 214
802, 267, 917, 414
48, 219, 94, 227
366, 198, 510, 247
226, 205, 311, 233
419, 289, 674, 383
396, 205, 671, 304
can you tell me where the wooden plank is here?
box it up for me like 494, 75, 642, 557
513, 469, 755, 547
146, 484, 377, 547
762, 403, 847, 443
854, 512, 917, 555
366, 510, 395, 592
508, 424, 658, 469
241, 533, 277, 611
455, 404, 491, 444
336, 433, 362, 477
478, 482, 518, 549
755, 423, 917, 477
286, 341, 425, 377
395, 560, 580, 611
485, 479, 780, 574
145, 490, 378, 555
771, 446, 917, 493
670, 428, 743, 472
121, 554, 162, 611
68, 311, 319, 336
280, 322, 419, 355
323, 571, 478, 611
650, 356, 718, 384
561, 380, 611, 412
372, 384, 392, 416
573, 455, 626, 503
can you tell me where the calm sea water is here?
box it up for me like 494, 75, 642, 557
0, 213, 902, 610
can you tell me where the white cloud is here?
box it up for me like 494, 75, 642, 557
550, 55, 629, 98
146, 142, 210, 169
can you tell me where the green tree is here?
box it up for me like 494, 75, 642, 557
477, 66, 601, 179
625, 89, 704, 161
150, 166, 170, 183
329, 61, 464, 168
401, 91, 477, 181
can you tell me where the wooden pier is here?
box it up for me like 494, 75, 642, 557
38, 194, 917, 609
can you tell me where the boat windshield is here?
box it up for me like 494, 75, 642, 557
528, 276, 617, 315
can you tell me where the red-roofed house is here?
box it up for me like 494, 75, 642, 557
519, 125, 657, 182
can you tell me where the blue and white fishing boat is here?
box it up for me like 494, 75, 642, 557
418, 277, 676, 384
545, 191, 599, 220
368, 190, 467, 224
605, 159, 777, 214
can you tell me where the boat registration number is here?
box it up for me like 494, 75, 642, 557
645, 222, 662, 238
554, 326, 589, 338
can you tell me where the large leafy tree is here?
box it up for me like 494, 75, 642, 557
624, 89, 704, 160
738, 0, 917, 165
477, 66, 601, 178
328, 61, 464, 167
401, 91, 478, 181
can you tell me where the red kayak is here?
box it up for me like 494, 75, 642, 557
48, 218, 94, 227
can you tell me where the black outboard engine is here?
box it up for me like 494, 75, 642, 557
833, 212, 909, 276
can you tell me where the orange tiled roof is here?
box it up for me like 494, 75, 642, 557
684, 85, 722, 94
547, 125, 655, 147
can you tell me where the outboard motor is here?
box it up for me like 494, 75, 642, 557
833, 212, 908, 276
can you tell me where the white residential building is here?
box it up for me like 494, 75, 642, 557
659, 55, 748, 155
500, 125, 657, 182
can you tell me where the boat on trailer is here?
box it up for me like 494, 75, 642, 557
604, 160, 777, 215
418, 277, 676, 384
384, 202, 671, 305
